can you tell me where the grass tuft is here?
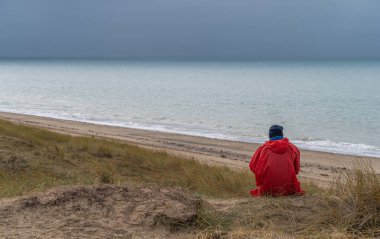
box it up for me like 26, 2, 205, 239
309, 161, 380, 237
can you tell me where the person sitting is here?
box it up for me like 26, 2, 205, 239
249, 125, 304, 196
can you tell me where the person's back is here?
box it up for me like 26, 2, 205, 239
249, 125, 304, 196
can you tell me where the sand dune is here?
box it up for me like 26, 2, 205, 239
0, 185, 200, 239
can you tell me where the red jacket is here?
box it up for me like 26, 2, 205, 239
249, 138, 304, 196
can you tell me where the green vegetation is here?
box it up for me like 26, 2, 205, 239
0, 119, 379, 238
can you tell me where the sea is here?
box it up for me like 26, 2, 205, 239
1, 60, 380, 157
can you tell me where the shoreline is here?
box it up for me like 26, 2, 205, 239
1, 111, 379, 184
2, 110, 379, 159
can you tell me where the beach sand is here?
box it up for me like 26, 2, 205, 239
0, 112, 379, 185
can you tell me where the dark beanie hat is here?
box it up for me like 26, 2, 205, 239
269, 125, 284, 138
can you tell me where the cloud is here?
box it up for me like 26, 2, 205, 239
0, 0, 379, 60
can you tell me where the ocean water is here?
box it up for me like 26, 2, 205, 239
1, 60, 380, 157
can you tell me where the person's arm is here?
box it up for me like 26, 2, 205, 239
249, 145, 263, 174
249, 145, 266, 187
293, 146, 301, 175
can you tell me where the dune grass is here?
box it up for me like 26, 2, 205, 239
196, 162, 379, 238
0, 118, 379, 238
311, 162, 380, 237
0, 118, 254, 198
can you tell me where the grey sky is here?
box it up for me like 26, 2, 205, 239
0, 0, 379, 60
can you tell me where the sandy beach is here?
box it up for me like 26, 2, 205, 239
1, 112, 379, 185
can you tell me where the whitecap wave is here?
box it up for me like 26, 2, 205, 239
292, 139, 380, 158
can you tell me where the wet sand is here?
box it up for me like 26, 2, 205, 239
1, 112, 379, 185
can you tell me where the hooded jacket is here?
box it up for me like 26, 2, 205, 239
249, 138, 304, 196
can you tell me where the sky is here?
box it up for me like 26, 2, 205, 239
0, 0, 380, 60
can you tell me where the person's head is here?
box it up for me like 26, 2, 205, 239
269, 125, 284, 139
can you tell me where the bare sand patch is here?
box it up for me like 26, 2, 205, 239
0, 185, 201, 239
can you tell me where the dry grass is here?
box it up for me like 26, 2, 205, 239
0, 119, 253, 198
309, 161, 380, 237
196, 162, 379, 238
1, 118, 379, 238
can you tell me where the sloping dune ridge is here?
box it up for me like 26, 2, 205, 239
0, 185, 201, 239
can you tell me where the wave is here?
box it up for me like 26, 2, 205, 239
292, 140, 380, 158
